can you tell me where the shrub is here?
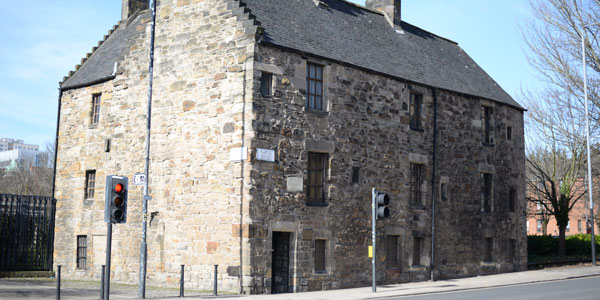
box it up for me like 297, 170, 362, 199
528, 234, 600, 257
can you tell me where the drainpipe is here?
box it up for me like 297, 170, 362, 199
430, 88, 438, 281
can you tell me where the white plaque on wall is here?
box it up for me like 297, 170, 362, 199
286, 176, 303, 192
256, 148, 275, 162
229, 147, 248, 161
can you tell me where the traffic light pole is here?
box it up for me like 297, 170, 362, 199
371, 187, 376, 292
139, 0, 157, 298
104, 223, 112, 300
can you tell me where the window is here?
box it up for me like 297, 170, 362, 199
409, 93, 423, 130
536, 203, 542, 211
506, 126, 513, 140
91, 94, 101, 125
410, 164, 424, 206
566, 221, 570, 232
509, 188, 516, 212
578, 220, 582, 233
481, 106, 493, 145
315, 239, 326, 272
85, 170, 96, 200
77, 235, 87, 269
306, 63, 324, 110
481, 173, 493, 213
260, 72, 273, 96
412, 237, 422, 266
386, 235, 400, 270
351, 167, 360, 184
527, 220, 530, 231
537, 220, 542, 232
441, 182, 448, 201
508, 239, 516, 262
485, 238, 493, 262
307, 152, 328, 203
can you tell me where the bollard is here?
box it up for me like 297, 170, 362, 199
100, 265, 105, 300
56, 265, 61, 300
179, 265, 185, 297
213, 265, 218, 296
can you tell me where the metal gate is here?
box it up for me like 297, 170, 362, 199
0, 194, 56, 271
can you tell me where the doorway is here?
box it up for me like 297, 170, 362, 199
271, 231, 291, 294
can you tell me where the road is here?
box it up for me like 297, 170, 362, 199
387, 276, 600, 300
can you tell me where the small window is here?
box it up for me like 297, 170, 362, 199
260, 72, 273, 96
485, 238, 493, 262
526, 220, 530, 231
306, 63, 324, 110
481, 106, 493, 145
351, 167, 360, 184
77, 235, 87, 269
315, 239, 326, 272
85, 170, 96, 200
412, 237, 422, 266
409, 93, 423, 130
481, 173, 492, 213
386, 235, 400, 270
508, 239, 516, 262
566, 221, 570, 232
578, 220, 582, 233
307, 152, 328, 203
91, 94, 101, 125
506, 126, 513, 140
441, 182, 448, 201
410, 164, 424, 206
537, 220, 542, 232
509, 188, 516, 212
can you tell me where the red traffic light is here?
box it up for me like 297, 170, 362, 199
114, 183, 124, 193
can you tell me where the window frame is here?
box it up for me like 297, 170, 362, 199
76, 235, 87, 269
351, 166, 360, 184
307, 152, 328, 204
410, 163, 424, 207
481, 173, 493, 213
306, 63, 324, 111
386, 235, 400, 270
314, 239, 326, 273
409, 93, 423, 131
85, 170, 96, 201
485, 238, 493, 262
506, 126, 513, 141
412, 237, 422, 266
481, 106, 493, 145
91, 94, 101, 125
260, 71, 273, 97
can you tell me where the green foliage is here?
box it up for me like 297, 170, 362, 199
528, 234, 600, 262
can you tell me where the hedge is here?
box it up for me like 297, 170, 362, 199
528, 234, 600, 257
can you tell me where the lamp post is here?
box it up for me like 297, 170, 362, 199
581, 21, 600, 266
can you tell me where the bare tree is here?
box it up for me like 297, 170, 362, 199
0, 141, 55, 196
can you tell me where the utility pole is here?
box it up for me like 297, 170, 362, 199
139, 0, 157, 297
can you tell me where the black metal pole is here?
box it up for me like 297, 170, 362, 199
100, 265, 105, 300
56, 265, 61, 300
179, 265, 184, 297
213, 265, 218, 296
105, 223, 112, 300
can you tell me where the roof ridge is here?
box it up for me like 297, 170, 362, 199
399, 21, 458, 45
59, 22, 120, 86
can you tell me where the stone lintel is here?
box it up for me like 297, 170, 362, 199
305, 140, 335, 153
479, 163, 495, 174
408, 153, 428, 165
254, 62, 284, 75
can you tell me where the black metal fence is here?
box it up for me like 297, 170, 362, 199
0, 194, 56, 271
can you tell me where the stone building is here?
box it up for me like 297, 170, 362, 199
53, 0, 527, 294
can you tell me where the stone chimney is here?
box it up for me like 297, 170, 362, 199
365, 0, 401, 27
122, 0, 149, 20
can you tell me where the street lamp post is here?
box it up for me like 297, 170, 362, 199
581, 21, 600, 266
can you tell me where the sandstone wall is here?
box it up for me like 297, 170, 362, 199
55, 0, 258, 293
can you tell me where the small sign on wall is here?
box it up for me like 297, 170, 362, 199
256, 148, 275, 162
286, 176, 303, 192
229, 147, 248, 161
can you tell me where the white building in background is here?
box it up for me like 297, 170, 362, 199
0, 149, 50, 169
0, 138, 39, 152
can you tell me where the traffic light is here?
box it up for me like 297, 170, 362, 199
376, 192, 390, 219
105, 175, 128, 224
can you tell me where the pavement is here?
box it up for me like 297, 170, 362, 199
1, 265, 599, 300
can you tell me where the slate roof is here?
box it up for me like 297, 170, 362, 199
61, 0, 521, 109
60, 13, 147, 90
244, 0, 522, 109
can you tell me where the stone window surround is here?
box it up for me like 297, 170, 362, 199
386, 235, 401, 270
312, 232, 334, 276
409, 92, 424, 131
481, 102, 495, 147
76, 235, 87, 269
302, 59, 330, 114
84, 170, 96, 201
479, 163, 495, 213
255, 62, 283, 98
408, 153, 428, 208
90, 93, 101, 126
439, 176, 449, 202
304, 140, 334, 207
484, 237, 494, 263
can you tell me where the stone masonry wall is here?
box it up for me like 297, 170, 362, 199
245, 44, 526, 293
55, 0, 258, 293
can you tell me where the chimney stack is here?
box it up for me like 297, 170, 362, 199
122, 0, 149, 20
365, 0, 401, 27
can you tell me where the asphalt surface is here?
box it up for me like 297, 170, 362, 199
387, 276, 600, 300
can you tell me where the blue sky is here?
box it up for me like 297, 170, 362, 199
0, 0, 539, 148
